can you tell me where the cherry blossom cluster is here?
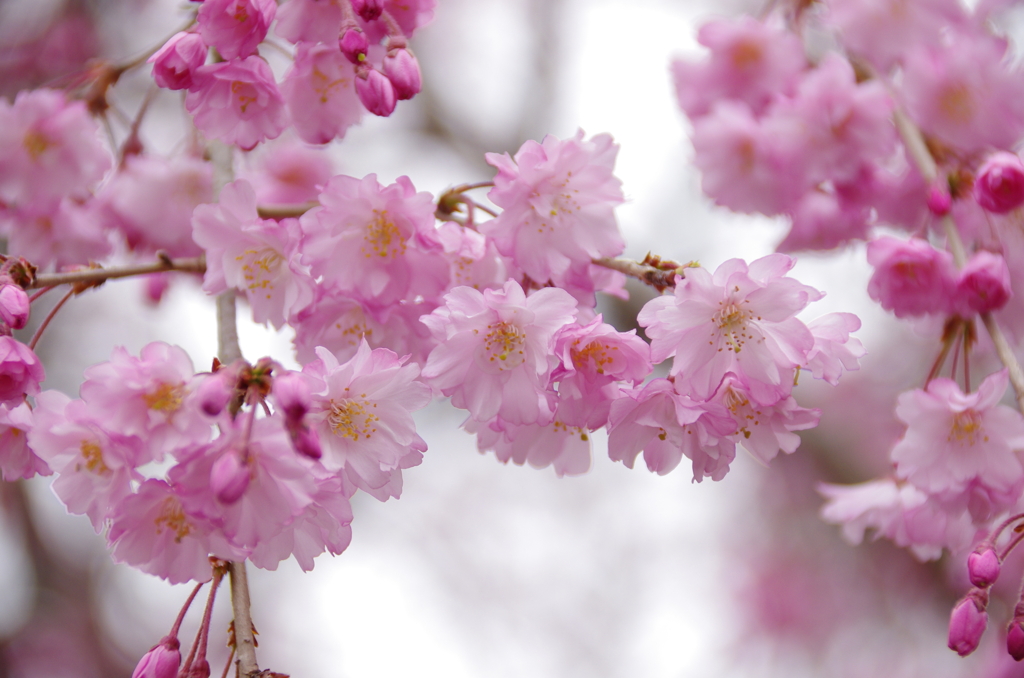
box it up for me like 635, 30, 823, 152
669, 0, 1024, 663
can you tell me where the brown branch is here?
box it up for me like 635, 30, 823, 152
592, 256, 689, 292
228, 561, 259, 678
30, 256, 205, 290
256, 203, 319, 220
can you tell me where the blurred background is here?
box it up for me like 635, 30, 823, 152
0, 0, 1019, 676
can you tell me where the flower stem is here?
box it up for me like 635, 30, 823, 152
27, 288, 74, 351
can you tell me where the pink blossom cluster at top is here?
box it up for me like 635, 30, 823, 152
149, 0, 435, 148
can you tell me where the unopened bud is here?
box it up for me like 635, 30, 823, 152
1009, 621, 1024, 661
948, 590, 989, 657
968, 547, 1002, 588
210, 449, 250, 504
351, 0, 383, 21
132, 637, 180, 678
927, 183, 952, 216
273, 372, 311, 422
356, 66, 397, 117
183, 658, 210, 678
383, 48, 422, 100
955, 250, 1012, 316
340, 27, 369, 64
290, 425, 322, 460
975, 151, 1024, 214
0, 284, 30, 330
196, 372, 234, 417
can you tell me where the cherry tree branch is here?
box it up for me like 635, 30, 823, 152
29, 256, 206, 290
592, 256, 689, 292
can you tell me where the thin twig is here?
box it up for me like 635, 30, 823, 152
30, 257, 206, 289
256, 202, 319, 219
228, 561, 259, 678
28, 288, 75, 351
592, 256, 688, 292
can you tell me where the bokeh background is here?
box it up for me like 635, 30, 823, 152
1, 0, 1019, 676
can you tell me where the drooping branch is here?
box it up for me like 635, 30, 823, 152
29, 256, 206, 290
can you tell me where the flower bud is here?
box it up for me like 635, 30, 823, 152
968, 547, 1001, 588
196, 372, 235, 417
927, 183, 952, 216
948, 590, 989, 657
273, 371, 311, 422
340, 27, 369, 64
290, 425, 322, 460
351, 0, 383, 21
148, 32, 207, 91
183, 658, 210, 678
0, 284, 30, 330
1010, 621, 1024, 661
975, 151, 1024, 213
132, 637, 180, 678
383, 48, 422, 100
356, 66, 397, 117
954, 250, 1012, 316
210, 449, 250, 504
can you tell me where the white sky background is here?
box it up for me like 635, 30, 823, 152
0, 0, 982, 676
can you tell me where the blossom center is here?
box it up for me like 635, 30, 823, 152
730, 41, 763, 69
231, 81, 258, 114
238, 247, 284, 296
480, 321, 526, 370
155, 497, 193, 543
79, 440, 110, 475
714, 300, 756, 353
939, 82, 974, 125
23, 130, 50, 160
312, 66, 348, 103
328, 397, 380, 441
144, 382, 186, 413
570, 340, 617, 375
949, 410, 989, 446
362, 210, 406, 259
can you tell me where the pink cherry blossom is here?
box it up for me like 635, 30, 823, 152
607, 378, 738, 482
240, 141, 334, 205
420, 280, 578, 426
0, 88, 111, 208
79, 342, 211, 459
196, 0, 276, 61
148, 32, 207, 91
803, 312, 866, 385
299, 173, 447, 311
714, 373, 820, 464
0, 403, 49, 481
777, 190, 871, 253
891, 370, 1024, 502
638, 253, 821, 402
670, 16, 805, 119
304, 342, 430, 500
469, 416, 591, 478
2, 198, 113, 270
274, 0, 343, 45
953, 250, 1012, 316
0, 336, 44, 405
0, 284, 30, 330
482, 131, 625, 287
866, 237, 957, 318
281, 43, 363, 144
185, 57, 287, 151
974, 151, 1024, 213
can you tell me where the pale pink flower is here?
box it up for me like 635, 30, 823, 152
902, 30, 1024, 152
197, 0, 276, 61
2, 198, 113, 270
866, 236, 957, 317
777, 190, 871, 253
299, 173, 447, 310
481, 131, 625, 286
469, 416, 591, 478
274, 0, 343, 45
106, 479, 222, 584
0, 88, 111, 208
974, 151, 1024, 213
691, 101, 811, 215
892, 370, 1024, 501
803, 312, 865, 385
437, 221, 510, 292
148, 32, 207, 91
240, 140, 334, 205
0, 403, 49, 481
953, 250, 1012, 316
29, 390, 142, 531
713, 373, 820, 464
101, 153, 212, 257
670, 16, 805, 119
281, 43, 363, 144
819, 478, 974, 560
185, 57, 287, 151
193, 179, 316, 328
420, 280, 578, 426
638, 253, 821, 402
79, 342, 211, 459
382, 0, 437, 38
305, 342, 431, 499
0, 336, 45, 405
607, 378, 737, 482
551, 315, 651, 429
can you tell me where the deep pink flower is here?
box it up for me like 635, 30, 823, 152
281, 43, 363, 144
304, 342, 431, 500
482, 131, 625, 287
968, 548, 1001, 588
131, 637, 180, 678
607, 378, 737, 482
420, 280, 577, 426
948, 590, 988, 656
892, 371, 1024, 505
148, 32, 207, 91
975, 151, 1024, 213
383, 48, 422, 100
953, 250, 1012, 316
0, 403, 49, 481
197, 0, 276, 61
0, 284, 30, 330
0, 336, 44, 405
185, 57, 287, 151
866, 237, 957, 318
638, 253, 821, 402
355, 66, 397, 117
